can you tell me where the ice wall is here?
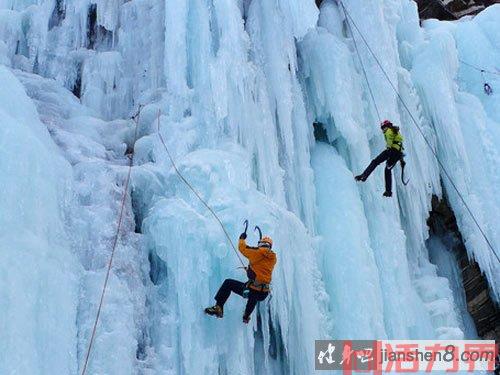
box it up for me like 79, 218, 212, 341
302, 0, 499, 335
412, 6, 500, 296
139, 148, 328, 373
0, 66, 78, 374
11, 69, 149, 374
0, 0, 499, 373
428, 236, 478, 339
300, 0, 460, 340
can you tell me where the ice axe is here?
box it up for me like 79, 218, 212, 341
254, 225, 262, 240
238, 220, 250, 272
400, 159, 409, 186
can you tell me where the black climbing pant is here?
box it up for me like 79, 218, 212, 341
215, 278, 268, 318
361, 148, 402, 193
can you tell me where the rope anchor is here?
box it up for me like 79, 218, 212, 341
460, 60, 498, 95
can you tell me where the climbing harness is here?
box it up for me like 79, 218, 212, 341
242, 279, 271, 298
80, 105, 142, 375
243, 281, 271, 298
392, 139, 403, 151
248, 280, 271, 292
156, 110, 246, 268
340, 1, 500, 263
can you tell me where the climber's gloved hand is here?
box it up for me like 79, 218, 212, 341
239, 232, 247, 240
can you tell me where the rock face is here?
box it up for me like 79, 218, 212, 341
315, 1, 498, 20
428, 195, 500, 340
458, 253, 500, 339
416, 0, 499, 20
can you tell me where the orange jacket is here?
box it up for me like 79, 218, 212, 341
238, 239, 277, 287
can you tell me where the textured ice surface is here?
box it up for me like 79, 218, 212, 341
0, 66, 78, 374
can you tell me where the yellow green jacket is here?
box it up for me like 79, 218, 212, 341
383, 128, 403, 151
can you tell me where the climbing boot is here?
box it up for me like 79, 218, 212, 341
355, 174, 366, 182
383, 191, 392, 197
242, 315, 251, 324
205, 305, 223, 318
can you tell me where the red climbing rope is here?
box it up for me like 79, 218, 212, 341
80, 107, 141, 375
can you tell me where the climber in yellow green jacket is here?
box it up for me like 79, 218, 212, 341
355, 120, 404, 197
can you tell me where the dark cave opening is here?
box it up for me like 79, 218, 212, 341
49, 0, 66, 30
86, 4, 114, 50
427, 194, 499, 339
313, 121, 329, 143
